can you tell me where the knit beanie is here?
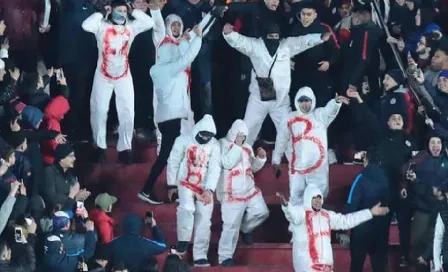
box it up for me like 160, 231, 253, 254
439, 70, 448, 79
386, 69, 405, 86
54, 144, 74, 162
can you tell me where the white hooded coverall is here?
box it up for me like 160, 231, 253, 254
167, 114, 221, 261
222, 31, 324, 146
283, 184, 373, 272
151, 10, 216, 152
273, 87, 341, 206
217, 120, 269, 264
82, 10, 154, 151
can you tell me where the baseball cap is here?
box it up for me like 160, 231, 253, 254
95, 193, 118, 211
52, 211, 72, 231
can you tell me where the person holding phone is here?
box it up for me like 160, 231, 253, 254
216, 119, 269, 266
402, 133, 448, 269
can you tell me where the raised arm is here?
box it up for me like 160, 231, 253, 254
222, 24, 258, 57
283, 34, 324, 57
150, 8, 166, 46
129, 9, 155, 36
328, 209, 373, 231
220, 140, 243, 170
281, 203, 305, 225
314, 98, 342, 128
82, 12, 104, 35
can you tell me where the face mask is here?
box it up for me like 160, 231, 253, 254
112, 11, 127, 25
195, 131, 214, 145
263, 33, 280, 56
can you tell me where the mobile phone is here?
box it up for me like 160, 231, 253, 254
56, 69, 62, 81
170, 245, 177, 254
14, 227, 23, 243
146, 211, 153, 218
76, 201, 84, 216
24, 214, 32, 226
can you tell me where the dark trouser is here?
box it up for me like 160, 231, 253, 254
390, 194, 413, 260
191, 41, 213, 120
142, 118, 181, 194
9, 49, 39, 73
350, 229, 389, 272
411, 211, 433, 272
62, 61, 96, 139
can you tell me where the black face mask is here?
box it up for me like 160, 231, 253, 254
263, 37, 280, 57
195, 131, 214, 145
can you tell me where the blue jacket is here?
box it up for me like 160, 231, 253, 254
345, 164, 390, 236
42, 231, 96, 272
108, 214, 167, 271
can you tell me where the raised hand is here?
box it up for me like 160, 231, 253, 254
223, 24, 234, 35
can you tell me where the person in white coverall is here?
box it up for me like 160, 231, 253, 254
82, 0, 154, 163
222, 23, 333, 146
278, 185, 389, 272
217, 119, 269, 266
149, 8, 221, 153
166, 114, 221, 267
272, 87, 347, 207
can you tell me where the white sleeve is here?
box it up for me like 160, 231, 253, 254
82, 12, 104, 35
205, 141, 222, 192
130, 9, 154, 36
223, 31, 257, 57
169, 36, 202, 75
328, 209, 373, 231
220, 140, 243, 170
283, 34, 324, 57
150, 9, 165, 46
272, 116, 289, 165
166, 136, 186, 187
282, 203, 305, 225
249, 146, 266, 173
0, 48, 8, 59
315, 99, 342, 128
434, 213, 445, 271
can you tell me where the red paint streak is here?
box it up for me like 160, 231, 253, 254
158, 36, 192, 94
362, 31, 369, 60
100, 27, 131, 80
224, 144, 260, 202
180, 146, 208, 192
306, 210, 333, 271
287, 116, 325, 175
306, 210, 319, 263
320, 23, 340, 49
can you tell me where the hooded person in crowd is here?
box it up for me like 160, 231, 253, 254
108, 213, 166, 271
52, 211, 88, 255
165, 114, 220, 266
345, 150, 390, 271
6, 133, 32, 192
290, 1, 341, 107
43, 221, 96, 272
82, 0, 155, 164
273, 87, 345, 211
41, 95, 70, 165
279, 184, 389, 272
217, 119, 269, 266
89, 193, 117, 244
41, 144, 90, 210
222, 21, 332, 146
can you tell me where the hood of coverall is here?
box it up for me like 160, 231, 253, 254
226, 119, 249, 143
165, 14, 184, 40
303, 184, 323, 210
295, 86, 317, 114
192, 114, 217, 143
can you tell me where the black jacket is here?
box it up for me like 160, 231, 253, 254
0, 79, 18, 105
41, 164, 77, 210
345, 164, 390, 236
340, 22, 383, 88
0, 234, 36, 272
108, 214, 166, 272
